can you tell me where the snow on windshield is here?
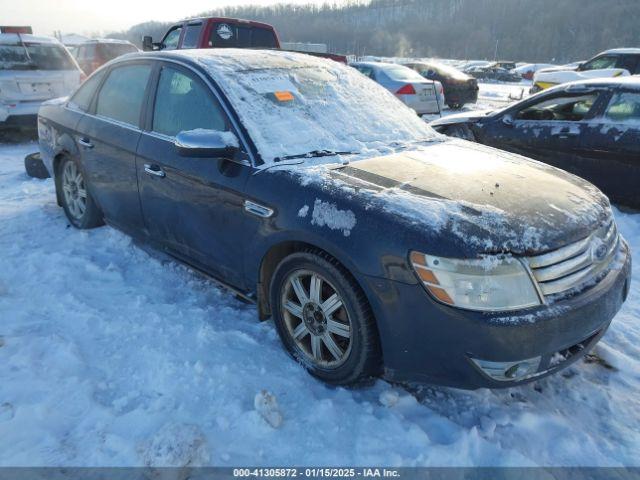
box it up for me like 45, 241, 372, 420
189, 49, 438, 164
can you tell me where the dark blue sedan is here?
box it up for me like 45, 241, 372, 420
37, 50, 631, 389
431, 78, 640, 210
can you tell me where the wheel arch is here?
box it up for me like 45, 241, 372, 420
256, 239, 373, 324
52, 150, 71, 207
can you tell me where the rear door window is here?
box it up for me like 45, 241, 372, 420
251, 27, 278, 48
68, 68, 107, 111
604, 92, 640, 123
181, 23, 202, 49
618, 55, 640, 74
162, 27, 182, 50
96, 64, 152, 126
516, 93, 600, 121
152, 66, 227, 137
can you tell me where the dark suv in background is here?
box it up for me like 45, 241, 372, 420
404, 61, 478, 109
75, 39, 139, 75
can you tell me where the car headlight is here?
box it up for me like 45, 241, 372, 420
410, 251, 542, 311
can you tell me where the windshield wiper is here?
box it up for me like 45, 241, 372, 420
274, 150, 358, 162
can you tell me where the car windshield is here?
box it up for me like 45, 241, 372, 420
0, 42, 76, 70
193, 51, 438, 164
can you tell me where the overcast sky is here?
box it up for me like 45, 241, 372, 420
3, 0, 330, 37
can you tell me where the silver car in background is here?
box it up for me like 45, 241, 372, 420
0, 27, 83, 130
350, 61, 444, 115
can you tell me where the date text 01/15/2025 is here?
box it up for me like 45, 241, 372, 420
233, 468, 400, 478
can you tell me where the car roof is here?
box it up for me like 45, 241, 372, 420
114, 48, 338, 73
0, 33, 61, 45
558, 76, 640, 91
176, 16, 275, 29
601, 48, 640, 55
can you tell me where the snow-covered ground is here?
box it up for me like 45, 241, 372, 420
0, 140, 639, 467
421, 81, 530, 123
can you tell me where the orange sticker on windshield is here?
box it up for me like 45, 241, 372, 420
274, 91, 294, 102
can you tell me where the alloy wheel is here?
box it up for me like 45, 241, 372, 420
61, 161, 87, 221
281, 269, 353, 368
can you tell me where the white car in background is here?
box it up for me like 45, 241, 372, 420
0, 27, 83, 130
511, 63, 556, 80
350, 61, 445, 115
531, 48, 640, 93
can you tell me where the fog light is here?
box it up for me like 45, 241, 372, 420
471, 356, 541, 382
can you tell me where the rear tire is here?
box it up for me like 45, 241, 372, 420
58, 156, 103, 229
270, 250, 382, 385
445, 124, 476, 141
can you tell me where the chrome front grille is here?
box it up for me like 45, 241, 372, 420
527, 220, 619, 297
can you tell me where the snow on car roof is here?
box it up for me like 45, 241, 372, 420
0, 33, 61, 45
563, 76, 640, 90
602, 48, 640, 55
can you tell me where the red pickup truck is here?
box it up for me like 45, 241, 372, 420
143, 17, 347, 63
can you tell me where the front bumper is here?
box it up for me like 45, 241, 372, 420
360, 240, 631, 389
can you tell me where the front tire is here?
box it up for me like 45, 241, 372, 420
58, 156, 103, 229
270, 250, 381, 385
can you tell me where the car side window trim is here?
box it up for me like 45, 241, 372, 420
148, 63, 231, 137
85, 60, 155, 130
510, 91, 606, 123
139, 58, 257, 167
66, 68, 108, 113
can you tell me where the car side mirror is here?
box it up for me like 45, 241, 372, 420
502, 114, 515, 127
175, 129, 241, 160
142, 36, 154, 51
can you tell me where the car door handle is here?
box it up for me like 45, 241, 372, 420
78, 137, 94, 149
144, 164, 165, 178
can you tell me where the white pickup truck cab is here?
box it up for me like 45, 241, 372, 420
0, 27, 82, 129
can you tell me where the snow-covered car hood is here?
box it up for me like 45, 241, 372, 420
429, 109, 495, 127
533, 68, 630, 89
321, 140, 612, 254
